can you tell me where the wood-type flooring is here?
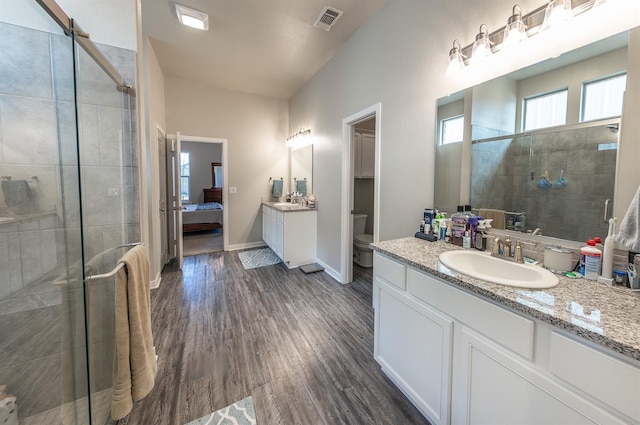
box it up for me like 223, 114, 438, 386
126, 251, 431, 425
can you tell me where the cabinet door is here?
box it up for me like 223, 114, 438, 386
374, 281, 452, 425
353, 132, 362, 178
451, 326, 627, 425
274, 218, 284, 259
360, 133, 375, 178
262, 206, 272, 246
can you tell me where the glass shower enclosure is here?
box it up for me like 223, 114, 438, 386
0, 1, 139, 424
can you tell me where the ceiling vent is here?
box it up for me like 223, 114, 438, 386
313, 6, 344, 31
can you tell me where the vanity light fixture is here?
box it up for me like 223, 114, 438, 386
502, 5, 528, 49
540, 0, 573, 32
469, 25, 493, 65
447, 40, 466, 75
175, 4, 209, 31
286, 128, 312, 150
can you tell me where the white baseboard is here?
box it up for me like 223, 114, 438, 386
315, 258, 342, 283
227, 241, 266, 251
150, 272, 161, 290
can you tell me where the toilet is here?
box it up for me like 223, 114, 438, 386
353, 213, 373, 268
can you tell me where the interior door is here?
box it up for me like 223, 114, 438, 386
158, 128, 168, 267
168, 132, 184, 268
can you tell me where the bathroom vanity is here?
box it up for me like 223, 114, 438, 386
262, 202, 317, 268
371, 237, 640, 425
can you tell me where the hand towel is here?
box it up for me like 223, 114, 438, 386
296, 179, 307, 196
478, 208, 506, 230
111, 245, 157, 420
616, 184, 640, 252
1, 180, 31, 208
271, 179, 283, 198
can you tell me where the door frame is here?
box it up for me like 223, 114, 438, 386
179, 135, 229, 252
340, 103, 382, 284
157, 124, 168, 267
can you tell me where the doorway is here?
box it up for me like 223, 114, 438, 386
164, 135, 229, 267
341, 103, 381, 284
180, 137, 228, 256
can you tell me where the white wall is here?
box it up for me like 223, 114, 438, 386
141, 37, 166, 283
288, 0, 640, 277
164, 77, 289, 249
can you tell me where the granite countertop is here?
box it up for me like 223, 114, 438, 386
370, 237, 640, 363
262, 201, 316, 213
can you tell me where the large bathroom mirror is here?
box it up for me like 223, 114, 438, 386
434, 28, 637, 242
290, 144, 313, 196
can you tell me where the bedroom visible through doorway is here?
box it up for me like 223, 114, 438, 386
180, 137, 227, 256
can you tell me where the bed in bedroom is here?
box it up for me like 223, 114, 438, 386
182, 202, 223, 232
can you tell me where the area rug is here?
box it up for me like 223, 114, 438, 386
238, 248, 281, 269
184, 396, 256, 425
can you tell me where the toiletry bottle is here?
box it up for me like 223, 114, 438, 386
602, 218, 616, 279
463, 231, 471, 249
451, 205, 466, 246
445, 223, 451, 243
439, 219, 448, 240
468, 216, 479, 248
580, 240, 602, 280
475, 220, 486, 251
420, 221, 425, 233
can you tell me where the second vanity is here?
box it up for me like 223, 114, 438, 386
371, 237, 640, 425
262, 202, 316, 268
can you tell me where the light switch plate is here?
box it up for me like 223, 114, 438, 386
229, 187, 237, 194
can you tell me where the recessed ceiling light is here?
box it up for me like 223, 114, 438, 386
175, 4, 209, 31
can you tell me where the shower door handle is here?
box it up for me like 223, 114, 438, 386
604, 199, 610, 223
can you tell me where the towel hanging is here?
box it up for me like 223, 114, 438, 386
616, 184, 640, 252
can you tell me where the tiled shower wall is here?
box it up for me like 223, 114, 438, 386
0, 20, 139, 419
471, 123, 617, 242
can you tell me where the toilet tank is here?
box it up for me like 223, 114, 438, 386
353, 214, 367, 236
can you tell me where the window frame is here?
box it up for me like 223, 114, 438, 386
580, 72, 627, 122
440, 114, 465, 145
522, 88, 569, 132
180, 152, 190, 202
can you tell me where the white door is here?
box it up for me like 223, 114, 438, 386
158, 128, 168, 267
168, 132, 184, 269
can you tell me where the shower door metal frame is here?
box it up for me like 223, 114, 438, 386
35, 0, 136, 96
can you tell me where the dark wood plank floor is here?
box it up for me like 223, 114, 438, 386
126, 251, 431, 425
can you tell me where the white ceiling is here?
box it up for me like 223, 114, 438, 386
141, 0, 388, 100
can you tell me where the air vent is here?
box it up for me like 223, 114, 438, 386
313, 6, 344, 31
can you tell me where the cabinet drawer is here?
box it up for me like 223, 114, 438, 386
373, 252, 406, 290
407, 268, 534, 360
549, 332, 640, 421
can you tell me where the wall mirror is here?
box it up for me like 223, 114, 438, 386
434, 28, 637, 242
290, 144, 313, 196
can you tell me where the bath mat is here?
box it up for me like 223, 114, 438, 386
238, 248, 281, 269
184, 396, 256, 425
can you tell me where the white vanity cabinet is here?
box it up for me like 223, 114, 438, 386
372, 251, 640, 425
262, 204, 316, 268
354, 131, 375, 178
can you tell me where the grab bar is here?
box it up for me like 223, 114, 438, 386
86, 242, 143, 281
53, 242, 143, 284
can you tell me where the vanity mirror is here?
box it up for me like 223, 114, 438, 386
290, 144, 313, 196
435, 27, 638, 242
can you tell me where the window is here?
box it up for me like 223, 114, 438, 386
582, 73, 627, 122
180, 152, 190, 202
440, 115, 464, 145
523, 89, 568, 131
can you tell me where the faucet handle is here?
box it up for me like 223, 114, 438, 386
515, 241, 524, 264
491, 238, 501, 256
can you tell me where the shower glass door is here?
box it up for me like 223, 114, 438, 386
0, 2, 139, 424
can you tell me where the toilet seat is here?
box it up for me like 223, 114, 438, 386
354, 234, 373, 244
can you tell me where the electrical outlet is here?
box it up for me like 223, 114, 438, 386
108, 188, 120, 197
229, 187, 237, 194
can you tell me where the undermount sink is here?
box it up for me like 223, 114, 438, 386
438, 250, 559, 289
